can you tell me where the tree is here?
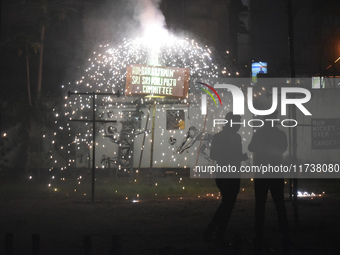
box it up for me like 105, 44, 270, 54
18, 0, 78, 177
17, 34, 40, 106
21, 0, 77, 101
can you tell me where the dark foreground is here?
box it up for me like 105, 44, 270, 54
1, 191, 339, 255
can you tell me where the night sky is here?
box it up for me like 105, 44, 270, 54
0, 0, 340, 254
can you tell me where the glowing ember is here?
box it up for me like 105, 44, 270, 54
297, 191, 324, 197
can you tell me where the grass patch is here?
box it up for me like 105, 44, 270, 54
1, 171, 339, 201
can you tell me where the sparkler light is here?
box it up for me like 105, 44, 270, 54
77, 35, 221, 95
47, 31, 238, 195
47, 0, 242, 195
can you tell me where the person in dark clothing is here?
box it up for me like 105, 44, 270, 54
248, 111, 290, 254
204, 112, 247, 246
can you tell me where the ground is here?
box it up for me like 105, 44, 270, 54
0, 177, 339, 255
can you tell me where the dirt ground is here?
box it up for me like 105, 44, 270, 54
1, 190, 339, 255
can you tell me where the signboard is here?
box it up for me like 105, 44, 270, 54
125, 64, 190, 98
311, 119, 340, 149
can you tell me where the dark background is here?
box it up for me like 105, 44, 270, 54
1, 0, 339, 103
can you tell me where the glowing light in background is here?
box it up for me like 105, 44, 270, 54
47, 33, 232, 195
45, 0, 241, 197
297, 191, 325, 199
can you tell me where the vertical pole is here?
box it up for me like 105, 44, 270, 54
288, 0, 299, 227
288, 0, 296, 78
292, 106, 299, 227
92, 93, 95, 203
149, 100, 156, 186
288, 106, 293, 201
108, 157, 112, 178
137, 104, 151, 175
129, 140, 134, 179
332, 15, 336, 87
195, 96, 209, 169
289, 179, 293, 201
66, 91, 120, 202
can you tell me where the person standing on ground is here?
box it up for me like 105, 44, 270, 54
204, 112, 248, 246
248, 111, 290, 254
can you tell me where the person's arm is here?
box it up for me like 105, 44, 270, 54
236, 134, 248, 161
248, 131, 259, 152
278, 131, 288, 153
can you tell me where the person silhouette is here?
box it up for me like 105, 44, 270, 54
204, 112, 247, 246
248, 111, 290, 254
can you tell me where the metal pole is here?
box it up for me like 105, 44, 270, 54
288, 0, 296, 78
67, 91, 119, 203
137, 104, 151, 174
149, 100, 156, 186
195, 96, 209, 168
288, 0, 299, 227
92, 93, 96, 203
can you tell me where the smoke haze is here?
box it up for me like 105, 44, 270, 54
133, 0, 167, 36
